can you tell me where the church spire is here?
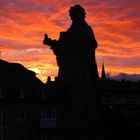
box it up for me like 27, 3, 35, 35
101, 63, 106, 80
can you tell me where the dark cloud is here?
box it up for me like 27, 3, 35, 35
0, 0, 59, 14
107, 73, 140, 82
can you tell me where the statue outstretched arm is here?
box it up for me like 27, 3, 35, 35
43, 34, 59, 55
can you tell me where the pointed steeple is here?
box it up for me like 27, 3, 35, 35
101, 63, 106, 80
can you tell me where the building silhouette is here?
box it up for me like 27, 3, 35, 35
0, 60, 45, 140
0, 59, 140, 140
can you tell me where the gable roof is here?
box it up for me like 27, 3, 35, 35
0, 59, 44, 89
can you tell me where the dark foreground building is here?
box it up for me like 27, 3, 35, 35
1, 60, 140, 140
0, 60, 44, 140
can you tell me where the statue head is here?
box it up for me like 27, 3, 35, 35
69, 5, 86, 22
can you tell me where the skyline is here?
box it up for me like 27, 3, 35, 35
0, 0, 140, 82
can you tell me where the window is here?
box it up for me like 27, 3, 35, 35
0, 108, 7, 128
41, 132, 46, 140
39, 90, 46, 99
41, 108, 56, 120
40, 132, 56, 140
0, 130, 7, 140
16, 90, 24, 99
17, 130, 25, 140
0, 89, 4, 98
17, 108, 25, 121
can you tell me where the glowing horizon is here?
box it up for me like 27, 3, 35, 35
0, 0, 140, 83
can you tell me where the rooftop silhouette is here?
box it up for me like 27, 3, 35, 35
0, 59, 43, 89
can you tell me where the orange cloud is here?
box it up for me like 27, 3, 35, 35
0, 0, 140, 82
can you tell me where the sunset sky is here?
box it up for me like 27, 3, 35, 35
0, 0, 140, 82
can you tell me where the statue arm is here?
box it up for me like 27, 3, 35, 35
43, 34, 59, 55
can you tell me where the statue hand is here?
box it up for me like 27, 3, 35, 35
43, 34, 52, 45
44, 34, 48, 39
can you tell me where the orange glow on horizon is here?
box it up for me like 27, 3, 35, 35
0, 1, 140, 82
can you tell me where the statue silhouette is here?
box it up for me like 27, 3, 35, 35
43, 5, 102, 128
43, 5, 99, 87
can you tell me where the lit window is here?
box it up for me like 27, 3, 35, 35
0, 108, 7, 128
41, 108, 56, 120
